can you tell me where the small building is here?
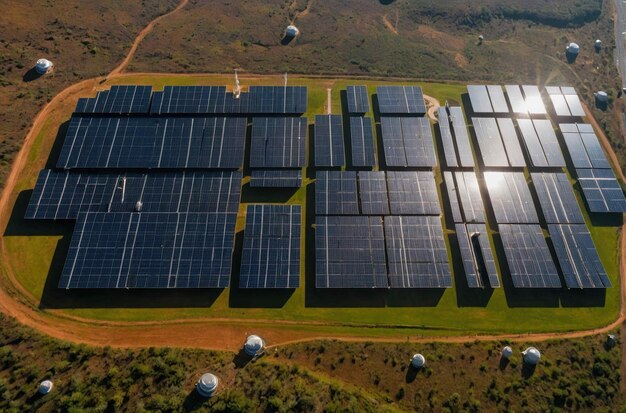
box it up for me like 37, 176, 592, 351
595, 90, 609, 103
411, 353, 426, 369
196, 373, 219, 397
607, 334, 617, 348
566, 42, 580, 55
595, 39, 602, 51
522, 347, 541, 365
501, 346, 513, 358
38, 380, 53, 395
244, 335, 265, 358
35, 58, 54, 75
285, 25, 300, 38
478, 34, 484, 42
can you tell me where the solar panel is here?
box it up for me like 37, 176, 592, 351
576, 168, 626, 213
517, 119, 565, 168
438, 108, 458, 167
346, 85, 370, 114
530, 172, 584, 224
497, 118, 526, 167
314, 115, 345, 167
248, 86, 308, 114
349, 116, 376, 167
358, 171, 390, 215
25, 170, 242, 219
239, 205, 301, 288
498, 224, 561, 288
521, 85, 547, 115
386, 171, 440, 215
315, 216, 388, 288
249, 169, 302, 188
315, 171, 359, 215
546, 87, 572, 117
385, 215, 451, 288
505, 85, 528, 114
548, 224, 610, 289
472, 117, 508, 167
376, 86, 426, 114
455, 223, 500, 288
561, 123, 609, 168
487, 85, 509, 113
561, 87, 586, 117
467, 85, 493, 113
380, 117, 436, 167
561, 128, 592, 169
74, 86, 152, 114
448, 106, 475, 167
445, 171, 485, 223
57, 117, 246, 169
580, 132, 611, 169
149, 86, 226, 114
60, 212, 237, 289
250, 117, 307, 168
484, 172, 539, 223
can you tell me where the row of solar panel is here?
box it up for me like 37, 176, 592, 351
315, 171, 440, 216
546, 87, 586, 117
437, 106, 475, 168
75, 85, 308, 115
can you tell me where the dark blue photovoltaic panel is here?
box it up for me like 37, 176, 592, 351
472, 117, 508, 167
518, 119, 564, 168
380, 117, 436, 167
314, 115, 345, 167
467, 85, 493, 113
386, 171, 440, 215
455, 223, 500, 288
57, 117, 246, 169
547, 87, 572, 117
530, 173, 584, 224
239, 205, 301, 288
448, 106, 475, 167
149, 86, 226, 114
249, 169, 302, 188
376, 86, 426, 114
315, 216, 388, 288
561, 124, 610, 169
497, 118, 526, 167
60, 212, 237, 289
576, 168, 626, 213
385, 215, 451, 288
247, 86, 307, 114
250, 117, 307, 168
438, 108, 458, 167
315, 171, 359, 215
548, 224, 610, 289
346, 85, 370, 114
484, 172, 538, 224
444, 172, 463, 223
499, 224, 561, 288
358, 171, 389, 215
445, 172, 485, 223
25, 170, 242, 219
224, 92, 251, 114
74, 86, 152, 114
562, 88, 585, 117
349, 116, 376, 167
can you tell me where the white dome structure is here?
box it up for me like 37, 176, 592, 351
595, 39, 602, 50
244, 335, 265, 357
38, 380, 53, 395
595, 91, 609, 102
501, 346, 513, 358
478, 34, 484, 41
35, 58, 53, 74
522, 347, 541, 365
411, 353, 426, 368
196, 373, 219, 397
566, 43, 580, 55
285, 25, 299, 38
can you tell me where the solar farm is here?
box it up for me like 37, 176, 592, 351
5, 76, 624, 335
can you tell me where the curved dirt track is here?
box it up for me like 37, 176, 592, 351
0, 0, 624, 352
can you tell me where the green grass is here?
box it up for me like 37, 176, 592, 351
1, 74, 621, 335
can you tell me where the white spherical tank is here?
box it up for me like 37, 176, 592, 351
522, 347, 541, 365
566, 42, 580, 55
411, 353, 426, 368
285, 25, 299, 38
501, 346, 513, 358
244, 335, 265, 357
196, 373, 219, 397
38, 380, 53, 395
35, 58, 53, 74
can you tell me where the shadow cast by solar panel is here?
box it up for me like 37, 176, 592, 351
559, 288, 606, 307
228, 230, 295, 308
492, 233, 560, 308
307, 123, 316, 179
449, 233, 494, 307
240, 183, 297, 204
4, 190, 71, 237
44, 120, 70, 169
588, 211, 623, 227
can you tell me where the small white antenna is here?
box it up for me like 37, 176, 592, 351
284, 72, 288, 87
234, 69, 241, 99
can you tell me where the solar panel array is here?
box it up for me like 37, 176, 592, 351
346, 85, 370, 114
385, 216, 451, 288
444, 172, 485, 223
249, 169, 302, 188
376, 86, 426, 114
484, 172, 539, 223
560, 123, 611, 169
349, 116, 376, 167
467, 85, 509, 113
386, 171, 440, 215
576, 168, 626, 213
75, 85, 152, 114
239, 205, 301, 289
58, 117, 246, 169
448, 107, 475, 167
498, 224, 561, 288
250, 117, 307, 168
358, 171, 390, 215
150, 86, 226, 114
456, 223, 500, 288
247, 86, 308, 114
472, 118, 525, 167
60, 212, 237, 289
380, 117, 437, 167
315, 171, 359, 215
314, 115, 345, 167
530, 173, 584, 224
547, 86, 585, 117
517, 119, 565, 168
